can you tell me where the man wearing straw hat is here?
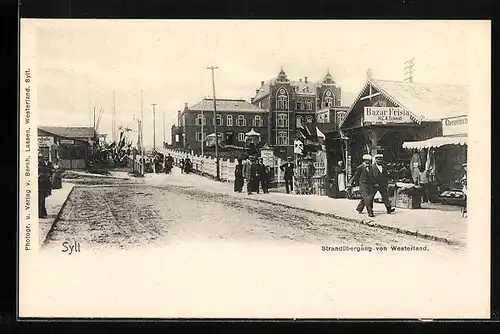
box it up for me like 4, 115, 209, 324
348, 154, 375, 217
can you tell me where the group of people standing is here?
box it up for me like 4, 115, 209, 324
233, 156, 271, 195
179, 157, 192, 174
348, 153, 395, 218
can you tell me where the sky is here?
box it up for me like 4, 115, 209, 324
25, 19, 487, 148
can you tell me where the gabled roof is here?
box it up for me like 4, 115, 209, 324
189, 98, 267, 113
38, 126, 96, 139
340, 78, 469, 127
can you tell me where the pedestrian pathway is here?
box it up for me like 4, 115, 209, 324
148, 167, 467, 246
39, 182, 75, 245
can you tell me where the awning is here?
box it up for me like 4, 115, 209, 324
402, 136, 467, 149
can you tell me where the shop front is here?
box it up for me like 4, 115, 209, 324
38, 126, 95, 170
402, 114, 467, 206
338, 76, 468, 208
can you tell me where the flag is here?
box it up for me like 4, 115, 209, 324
294, 139, 304, 155
316, 126, 326, 141
339, 129, 349, 140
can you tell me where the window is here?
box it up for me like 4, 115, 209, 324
306, 116, 313, 123
296, 116, 303, 128
322, 90, 334, 108
277, 113, 288, 128
238, 133, 246, 142
276, 87, 289, 110
296, 99, 304, 110
306, 99, 313, 111
195, 132, 207, 142
195, 114, 206, 126
227, 115, 233, 126
277, 131, 288, 145
253, 115, 263, 127
237, 115, 246, 127
336, 111, 347, 125
213, 114, 223, 126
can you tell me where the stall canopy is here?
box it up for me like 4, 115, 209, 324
245, 128, 261, 136
402, 136, 467, 149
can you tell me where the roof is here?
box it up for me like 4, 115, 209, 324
340, 78, 469, 127
38, 126, 96, 139
253, 73, 336, 101
373, 79, 469, 120
189, 98, 267, 113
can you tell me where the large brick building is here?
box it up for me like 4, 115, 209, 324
250, 68, 346, 158
171, 98, 268, 152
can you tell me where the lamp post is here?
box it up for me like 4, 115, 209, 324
207, 66, 220, 181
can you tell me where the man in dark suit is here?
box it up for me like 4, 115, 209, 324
348, 154, 375, 217
372, 154, 395, 214
280, 157, 295, 194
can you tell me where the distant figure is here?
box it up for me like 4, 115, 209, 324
280, 157, 295, 194
179, 158, 185, 174
410, 150, 422, 184
184, 157, 192, 174
38, 154, 52, 218
257, 158, 269, 194
246, 156, 258, 195
234, 159, 244, 192
164, 154, 173, 174
418, 167, 430, 203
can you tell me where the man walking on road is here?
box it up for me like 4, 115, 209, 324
372, 154, 395, 214
348, 154, 375, 217
280, 157, 295, 194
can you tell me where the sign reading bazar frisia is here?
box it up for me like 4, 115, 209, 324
364, 107, 420, 124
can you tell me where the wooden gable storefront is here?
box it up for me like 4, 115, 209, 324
38, 127, 94, 169
339, 78, 442, 180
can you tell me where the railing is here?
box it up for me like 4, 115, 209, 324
160, 148, 326, 196
128, 154, 144, 174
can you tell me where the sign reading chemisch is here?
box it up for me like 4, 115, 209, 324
364, 107, 420, 124
442, 115, 467, 136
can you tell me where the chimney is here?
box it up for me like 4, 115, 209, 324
256, 89, 260, 94
299, 78, 302, 82
304, 77, 308, 83
177, 110, 181, 126
184, 102, 188, 111
261, 81, 264, 87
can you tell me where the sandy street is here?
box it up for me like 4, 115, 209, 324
43, 170, 462, 255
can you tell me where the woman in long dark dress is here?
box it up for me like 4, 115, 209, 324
234, 159, 244, 192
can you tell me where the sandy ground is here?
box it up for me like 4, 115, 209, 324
43, 169, 462, 255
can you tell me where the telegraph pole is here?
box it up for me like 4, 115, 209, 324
404, 58, 415, 83
201, 97, 204, 158
163, 111, 166, 149
207, 66, 220, 180
140, 89, 144, 175
152, 103, 157, 150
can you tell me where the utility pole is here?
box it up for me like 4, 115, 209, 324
404, 58, 415, 83
112, 90, 116, 142
140, 89, 144, 176
201, 97, 204, 158
162, 111, 166, 149
152, 103, 157, 150
207, 66, 220, 180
